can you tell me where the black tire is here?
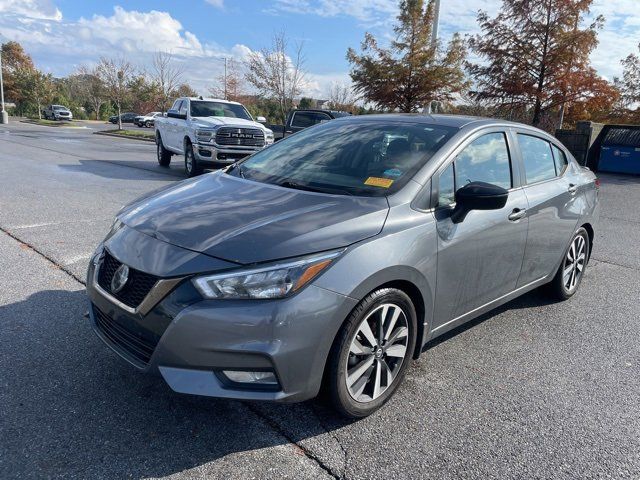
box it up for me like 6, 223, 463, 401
145, 120, 152, 128
184, 142, 202, 177
325, 288, 417, 418
156, 134, 172, 167
547, 227, 590, 300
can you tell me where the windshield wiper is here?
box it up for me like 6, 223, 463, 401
227, 163, 245, 178
279, 181, 353, 196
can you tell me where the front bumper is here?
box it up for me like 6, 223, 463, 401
193, 142, 263, 166
86, 253, 357, 402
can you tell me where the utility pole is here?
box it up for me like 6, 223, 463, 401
426, 0, 441, 114
223, 57, 227, 100
0, 43, 8, 124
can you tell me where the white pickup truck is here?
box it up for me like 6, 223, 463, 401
154, 97, 274, 176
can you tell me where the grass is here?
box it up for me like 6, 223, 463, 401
99, 129, 155, 140
24, 118, 78, 127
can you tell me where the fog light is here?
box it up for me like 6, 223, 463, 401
222, 370, 278, 385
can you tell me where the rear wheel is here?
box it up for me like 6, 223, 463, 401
547, 227, 590, 300
326, 288, 417, 418
156, 134, 172, 167
184, 142, 202, 177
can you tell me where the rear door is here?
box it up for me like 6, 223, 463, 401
432, 129, 529, 329
513, 132, 581, 287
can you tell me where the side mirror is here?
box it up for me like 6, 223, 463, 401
167, 109, 186, 120
256, 116, 267, 124
451, 181, 509, 223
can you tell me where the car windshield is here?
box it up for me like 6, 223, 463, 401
53, 106, 65, 110
230, 120, 457, 196
190, 101, 252, 121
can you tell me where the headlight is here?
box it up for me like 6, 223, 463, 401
192, 250, 342, 299
265, 130, 274, 145
196, 129, 215, 143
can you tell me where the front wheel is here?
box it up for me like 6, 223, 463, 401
547, 227, 590, 300
184, 143, 202, 177
325, 288, 417, 418
145, 120, 152, 128
156, 135, 172, 167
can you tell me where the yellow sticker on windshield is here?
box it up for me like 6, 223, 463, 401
365, 177, 394, 188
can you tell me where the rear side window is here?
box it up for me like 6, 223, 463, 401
455, 133, 511, 189
170, 99, 182, 111
291, 111, 331, 128
551, 144, 568, 175
518, 134, 557, 184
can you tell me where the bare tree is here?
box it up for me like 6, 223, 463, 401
97, 56, 134, 130
76, 65, 106, 120
327, 82, 357, 112
245, 31, 306, 123
209, 58, 246, 102
152, 51, 183, 113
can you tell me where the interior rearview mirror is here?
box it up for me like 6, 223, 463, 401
451, 181, 509, 223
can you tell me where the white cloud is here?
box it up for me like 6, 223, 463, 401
0, 0, 61, 21
205, 0, 225, 9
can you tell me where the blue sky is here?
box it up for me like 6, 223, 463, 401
1, 0, 638, 98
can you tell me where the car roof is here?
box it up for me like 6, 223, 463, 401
333, 113, 542, 130
183, 97, 242, 106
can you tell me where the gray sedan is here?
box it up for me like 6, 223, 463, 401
86, 115, 599, 417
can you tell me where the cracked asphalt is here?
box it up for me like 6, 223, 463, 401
1, 120, 639, 479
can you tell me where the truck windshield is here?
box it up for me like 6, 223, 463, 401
190, 101, 253, 121
231, 120, 457, 197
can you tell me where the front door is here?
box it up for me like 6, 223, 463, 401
432, 131, 529, 330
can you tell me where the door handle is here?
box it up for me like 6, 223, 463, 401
508, 208, 527, 221
568, 184, 578, 194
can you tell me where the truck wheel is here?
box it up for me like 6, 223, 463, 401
184, 142, 202, 177
145, 120, 152, 128
156, 134, 172, 167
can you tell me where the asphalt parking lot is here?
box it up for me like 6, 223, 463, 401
1, 120, 639, 479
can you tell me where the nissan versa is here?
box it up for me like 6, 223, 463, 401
87, 115, 599, 417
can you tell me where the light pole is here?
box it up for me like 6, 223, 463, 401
0, 43, 8, 124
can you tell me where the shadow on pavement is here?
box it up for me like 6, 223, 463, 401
59, 159, 187, 181
0, 289, 343, 479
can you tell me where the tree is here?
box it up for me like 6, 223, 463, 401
347, 0, 468, 112
152, 51, 183, 113
209, 58, 246, 102
1, 41, 35, 112
97, 56, 134, 129
298, 97, 314, 109
245, 31, 306, 123
327, 83, 357, 113
171, 83, 198, 99
15, 67, 54, 119
468, 0, 613, 128
75, 66, 107, 120
614, 43, 640, 122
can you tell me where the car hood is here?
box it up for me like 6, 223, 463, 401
118, 172, 389, 265
192, 116, 269, 131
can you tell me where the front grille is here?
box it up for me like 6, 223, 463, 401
94, 307, 156, 365
97, 251, 159, 309
216, 127, 265, 147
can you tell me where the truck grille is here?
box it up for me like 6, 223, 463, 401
97, 251, 159, 309
216, 127, 265, 147
93, 306, 156, 366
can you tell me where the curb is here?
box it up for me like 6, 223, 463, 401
93, 131, 156, 142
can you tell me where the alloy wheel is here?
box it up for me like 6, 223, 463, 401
563, 234, 586, 293
185, 149, 193, 173
345, 303, 409, 403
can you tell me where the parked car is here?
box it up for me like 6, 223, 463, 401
154, 97, 274, 176
270, 109, 351, 141
86, 114, 599, 418
43, 104, 73, 121
134, 112, 162, 128
109, 112, 138, 124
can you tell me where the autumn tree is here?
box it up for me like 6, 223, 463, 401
74, 66, 107, 120
614, 43, 640, 122
152, 51, 183, 113
14, 68, 54, 119
97, 56, 134, 129
347, 0, 468, 112
1, 41, 35, 112
209, 58, 246, 102
327, 82, 357, 113
468, 0, 613, 128
245, 31, 306, 123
